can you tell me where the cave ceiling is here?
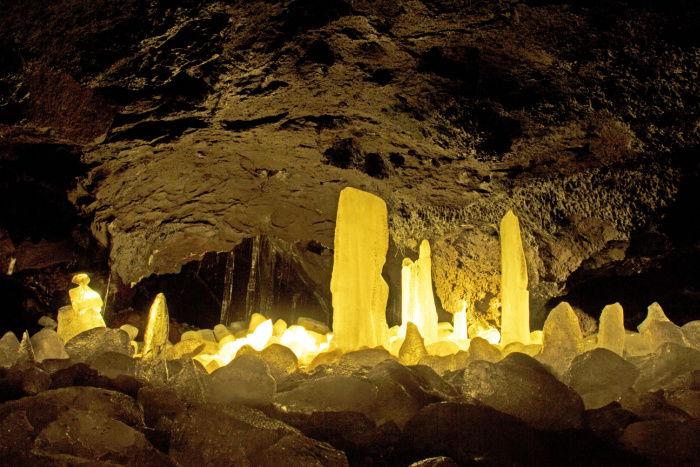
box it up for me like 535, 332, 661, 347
0, 0, 698, 327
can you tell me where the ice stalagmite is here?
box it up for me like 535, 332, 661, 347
538, 302, 583, 377
57, 273, 106, 342
499, 210, 530, 346
453, 300, 468, 342
400, 240, 438, 345
331, 187, 389, 351
142, 293, 169, 358
597, 303, 625, 355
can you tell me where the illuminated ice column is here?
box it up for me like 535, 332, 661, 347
499, 210, 530, 346
401, 240, 438, 345
142, 293, 169, 358
597, 302, 625, 355
453, 300, 468, 341
57, 273, 106, 342
331, 187, 389, 351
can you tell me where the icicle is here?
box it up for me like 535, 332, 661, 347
220, 250, 235, 325
245, 236, 262, 319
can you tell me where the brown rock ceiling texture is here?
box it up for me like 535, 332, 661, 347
0, 0, 698, 324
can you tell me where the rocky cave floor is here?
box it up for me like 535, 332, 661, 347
2, 325, 700, 466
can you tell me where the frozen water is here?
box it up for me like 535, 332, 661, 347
637, 303, 687, 352
207, 354, 275, 406
597, 303, 625, 355
537, 302, 583, 377
0, 331, 20, 367
401, 240, 439, 345
213, 324, 231, 342
297, 317, 330, 334
634, 343, 700, 393
30, 328, 68, 362
426, 341, 460, 357
38, 315, 57, 330
624, 331, 651, 357
563, 348, 639, 409
17, 331, 35, 365
197, 328, 216, 342
468, 337, 502, 363
119, 324, 139, 341
142, 293, 169, 358
273, 319, 288, 337
683, 321, 700, 350
637, 302, 670, 334
56, 304, 106, 343
499, 210, 530, 346
331, 187, 389, 351
399, 322, 428, 365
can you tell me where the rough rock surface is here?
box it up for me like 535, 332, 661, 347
0, 0, 698, 328
169, 403, 348, 466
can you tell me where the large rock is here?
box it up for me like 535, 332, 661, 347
456, 352, 584, 430
402, 402, 544, 466
274, 375, 378, 416
0, 386, 143, 431
621, 420, 700, 465
169, 403, 347, 466
33, 408, 172, 465
65, 327, 131, 362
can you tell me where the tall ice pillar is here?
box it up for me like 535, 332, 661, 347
401, 240, 438, 345
499, 210, 530, 346
331, 187, 389, 351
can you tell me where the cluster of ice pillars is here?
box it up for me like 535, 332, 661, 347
59, 187, 651, 372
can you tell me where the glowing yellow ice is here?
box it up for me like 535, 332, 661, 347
330, 187, 389, 351
597, 302, 625, 355
499, 210, 530, 346
142, 293, 169, 358
401, 240, 438, 345
57, 273, 106, 342
453, 301, 468, 342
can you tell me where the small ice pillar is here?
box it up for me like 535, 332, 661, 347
142, 293, 169, 358
499, 210, 530, 346
453, 300, 468, 342
401, 240, 438, 345
597, 302, 625, 355
330, 187, 389, 351
57, 273, 106, 342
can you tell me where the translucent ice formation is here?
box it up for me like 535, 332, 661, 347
57, 274, 106, 342
30, 328, 68, 362
537, 302, 583, 377
401, 240, 438, 345
638, 302, 687, 351
331, 187, 389, 351
142, 293, 170, 358
499, 211, 530, 346
597, 303, 625, 356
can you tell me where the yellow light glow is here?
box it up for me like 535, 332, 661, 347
57, 273, 106, 342
500, 210, 530, 346
330, 187, 389, 351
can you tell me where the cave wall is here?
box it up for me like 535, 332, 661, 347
0, 0, 698, 328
